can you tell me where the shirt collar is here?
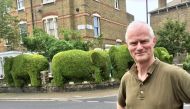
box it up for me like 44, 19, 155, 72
130, 58, 160, 77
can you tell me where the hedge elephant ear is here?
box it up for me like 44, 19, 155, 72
91, 51, 104, 67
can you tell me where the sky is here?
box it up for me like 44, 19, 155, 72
126, 0, 173, 23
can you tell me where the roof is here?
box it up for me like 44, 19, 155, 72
149, 0, 190, 14
0, 51, 22, 58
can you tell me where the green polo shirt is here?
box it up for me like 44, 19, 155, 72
118, 59, 190, 109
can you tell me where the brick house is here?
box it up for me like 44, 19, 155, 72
11, 0, 134, 48
0, 0, 134, 81
150, 0, 190, 31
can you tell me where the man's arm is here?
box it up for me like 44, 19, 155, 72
117, 102, 125, 109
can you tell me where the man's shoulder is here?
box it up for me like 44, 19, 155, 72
120, 71, 132, 81
159, 60, 187, 75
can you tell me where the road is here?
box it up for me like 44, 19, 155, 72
0, 96, 189, 109
0, 96, 117, 109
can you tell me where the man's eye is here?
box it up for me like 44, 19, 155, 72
130, 42, 137, 46
140, 40, 149, 44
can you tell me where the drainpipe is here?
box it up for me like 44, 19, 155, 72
30, 0, 35, 30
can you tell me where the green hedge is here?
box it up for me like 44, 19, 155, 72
109, 45, 133, 80
51, 49, 111, 86
154, 47, 173, 64
5, 54, 49, 87
183, 54, 190, 72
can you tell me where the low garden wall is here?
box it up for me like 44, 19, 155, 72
0, 81, 120, 93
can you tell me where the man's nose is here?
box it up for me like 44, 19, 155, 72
136, 42, 143, 50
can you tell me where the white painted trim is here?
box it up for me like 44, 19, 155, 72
42, 15, 58, 21
42, 0, 56, 4
19, 21, 27, 24
92, 13, 101, 17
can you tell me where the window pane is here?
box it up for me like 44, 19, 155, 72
19, 23, 27, 34
115, 0, 119, 9
94, 17, 98, 27
48, 18, 54, 30
17, 0, 24, 9
93, 16, 100, 37
43, 16, 58, 38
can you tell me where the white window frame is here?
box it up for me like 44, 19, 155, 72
42, 16, 58, 39
93, 14, 101, 38
19, 21, 27, 44
115, 0, 119, 9
19, 21, 27, 34
43, 0, 56, 4
17, 0, 25, 11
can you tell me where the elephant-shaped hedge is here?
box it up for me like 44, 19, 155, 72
51, 49, 111, 86
4, 54, 49, 87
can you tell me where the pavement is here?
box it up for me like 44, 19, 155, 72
0, 88, 118, 101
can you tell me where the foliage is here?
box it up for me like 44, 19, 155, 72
23, 28, 90, 60
156, 19, 190, 55
47, 40, 74, 60
60, 28, 90, 50
4, 57, 14, 86
183, 54, 190, 72
6, 54, 49, 87
60, 28, 81, 41
0, 0, 20, 50
51, 49, 111, 86
23, 28, 57, 56
90, 34, 104, 49
109, 45, 133, 80
154, 47, 173, 64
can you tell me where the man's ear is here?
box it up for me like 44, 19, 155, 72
153, 37, 157, 47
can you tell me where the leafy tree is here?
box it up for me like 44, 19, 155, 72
23, 28, 90, 60
48, 40, 74, 59
91, 34, 104, 49
60, 28, 90, 50
0, 0, 20, 50
60, 28, 81, 41
156, 19, 190, 55
23, 28, 57, 59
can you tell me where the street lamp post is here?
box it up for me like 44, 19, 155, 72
146, 0, 148, 23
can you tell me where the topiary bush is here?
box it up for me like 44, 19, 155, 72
183, 54, 190, 73
9, 54, 49, 87
51, 49, 111, 86
109, 45, 133, 80
154, 47, 173, 64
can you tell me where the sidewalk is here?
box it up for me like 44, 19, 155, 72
0, 88, 118, 101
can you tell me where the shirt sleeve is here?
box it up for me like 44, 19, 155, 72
117, 75, 127, 107
172, 68, 190, 103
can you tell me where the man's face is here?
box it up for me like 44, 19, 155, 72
126, 28, 156, 63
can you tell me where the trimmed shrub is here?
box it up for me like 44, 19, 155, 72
109, 45, 133, 80
183, 54, 190, 72
154, 47, 173, 64
52, 50, 93, 86
51, 49, 111, 86
4, 57, 14, 86
10, 54, 49, 87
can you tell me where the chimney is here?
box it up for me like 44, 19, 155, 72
158, 0, 167, 8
